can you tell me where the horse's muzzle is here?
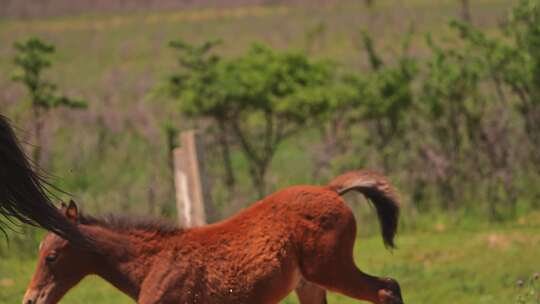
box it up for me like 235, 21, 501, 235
22, 288, 39, 304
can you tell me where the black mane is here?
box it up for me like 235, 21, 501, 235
78, 212, 182, 235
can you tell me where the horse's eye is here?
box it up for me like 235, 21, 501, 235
45, 252, 57, 263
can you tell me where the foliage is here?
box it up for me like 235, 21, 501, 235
417, 29, 486, 209
166, 39, 237, 188
12, 37, 87, 166
163, 0, 540, 210
447, 0, 540, 172
167, 39, 226, 117
0, 0, 536, 223
12, 37, 87, 110
359, 28, 417, 171
418, 0, 540, 215
167, 42, 333, 196
224, 44, 332, 194
502, 0, 540, 170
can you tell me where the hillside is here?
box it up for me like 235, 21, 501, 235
0, 0, 516, 217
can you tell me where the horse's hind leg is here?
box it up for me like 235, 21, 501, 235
298, 208, 402, 304
295, 278, 327, 304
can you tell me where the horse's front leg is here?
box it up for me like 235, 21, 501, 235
295, 278, 327, 304
138, 259, 189, 304
137, 298, 158, 304
137, 282, 187, 304
137, 283, 174, 304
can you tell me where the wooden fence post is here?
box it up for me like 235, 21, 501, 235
172, 130, 211, 227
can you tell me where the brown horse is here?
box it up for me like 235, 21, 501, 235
0, 114, 84, 244
24, 171, 403, 304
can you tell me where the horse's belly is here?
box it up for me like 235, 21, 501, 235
204, 250, 301, 304
243, 260, 302, 304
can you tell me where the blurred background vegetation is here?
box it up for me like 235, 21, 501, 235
2, 0, 540, 303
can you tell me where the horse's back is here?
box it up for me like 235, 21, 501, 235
172, 185, 348, 303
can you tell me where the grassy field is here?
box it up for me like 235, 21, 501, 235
2, 222, 539, 304
0, 0, 517, 216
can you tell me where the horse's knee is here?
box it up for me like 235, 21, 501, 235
295, 278, 328, 304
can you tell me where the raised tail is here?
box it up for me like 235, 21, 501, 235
0, 115, 84, 244
327, 170, 400, 248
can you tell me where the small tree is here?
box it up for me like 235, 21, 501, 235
166, 42, 346, 197
451, 1, 540, 175
359, 29, 417, 172
224, 44, 332, 196
440, 1, 540, 215
307, 72, 363, 179
419, 29, 488, 210
12, 37, 87, 167
505, 0, 540, 172
166, 39, 237, 189
449, 20, 523, 217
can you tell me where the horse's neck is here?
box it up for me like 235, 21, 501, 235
80, 225, 162, 300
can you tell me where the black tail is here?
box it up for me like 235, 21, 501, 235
0, 115, 85, 244
327, 170, 400, 248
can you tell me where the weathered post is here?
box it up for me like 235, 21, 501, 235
172, 130, 211, 227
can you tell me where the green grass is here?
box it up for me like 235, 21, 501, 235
2, 224, 537, 304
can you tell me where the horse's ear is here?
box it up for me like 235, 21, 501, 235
65, 200, 79, 223
59, 202, 67, 214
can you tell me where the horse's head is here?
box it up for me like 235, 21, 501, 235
23, 200, 93, 304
